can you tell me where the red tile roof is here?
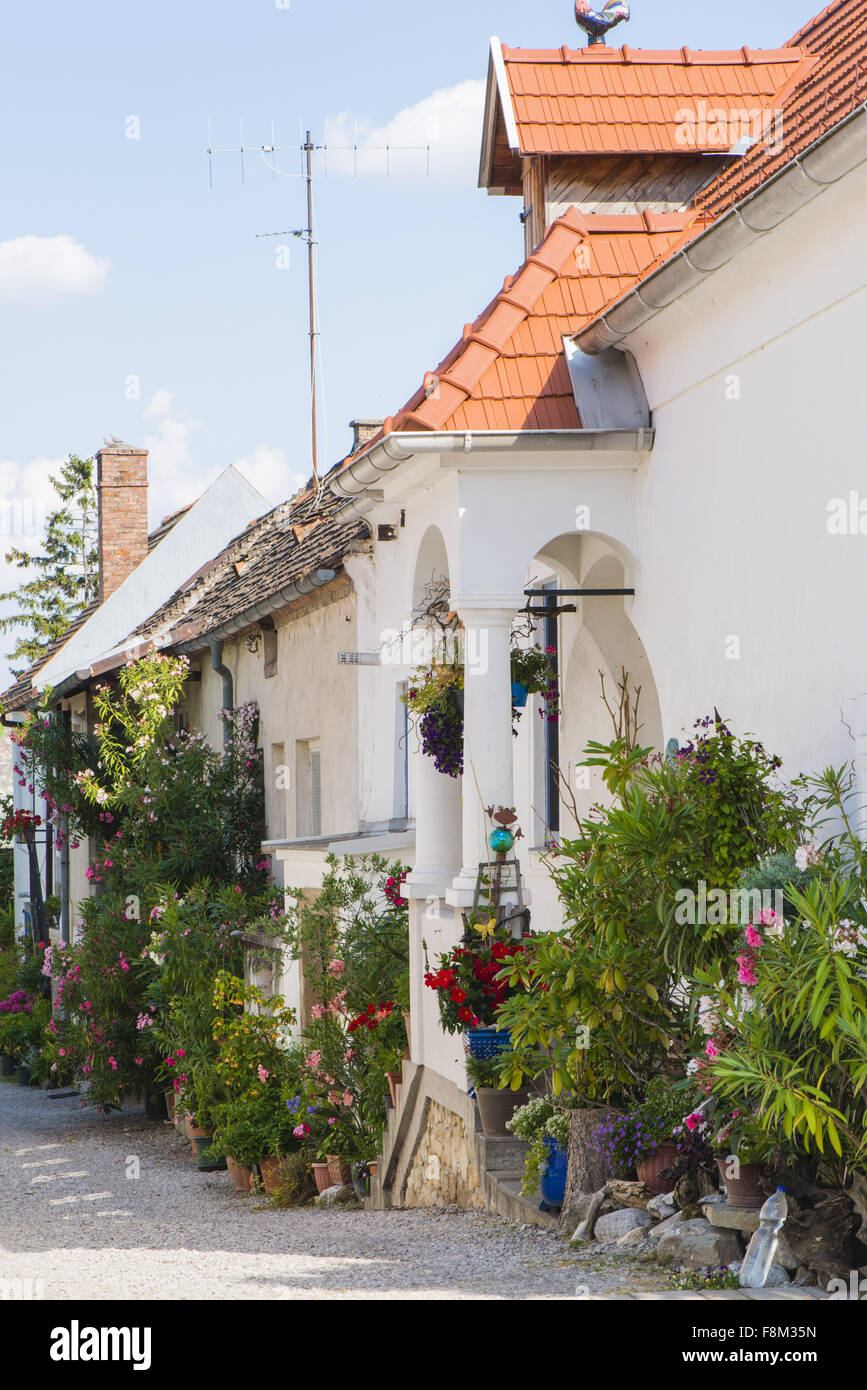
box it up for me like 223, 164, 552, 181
496, 44, 814, 157
345, 208, 701, 447
698, 0, 867, 215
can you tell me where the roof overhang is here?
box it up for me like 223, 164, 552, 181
478, 36, 522, 193
575, 98, 867, 354
329, 427, 654, 519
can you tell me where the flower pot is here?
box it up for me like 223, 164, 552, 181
326, 1154, 352, 1187
475, 1085, 530, 1138
637, 1142, 680, 1196
466, 1029, 512, 1061
188, 1123, 208, 1157
164, 1091, 176, 1123
511, 681, 529, 709
385, 1071, 402, 1107
368, 1161, 378, 1178
226, 1156, 254, 1193
258, 1156, 284, 1195
539, 1135, 568, 1211
311, 1161, 332, 1194
1, 1055, 15, 1078
716, 1158, 767, 1209
16, 1064, 31, 1087
192, 1136, 226, 1172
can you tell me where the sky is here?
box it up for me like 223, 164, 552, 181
0, 0, 815, 694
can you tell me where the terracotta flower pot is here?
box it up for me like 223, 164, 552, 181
637, 1142, 680, 1196
368, 1161, 378, 1178
259, 1156, 284, 1195
716, 1158, 767, 1209
188, 1123, 209, 1158
475, 1086, 530, 1138
226, 1156, 254, 1193
312, 1161, 332, 1194
386, 1071, 402, 1107
164, 1092, 176, 1123
326, 1154, 352, 1187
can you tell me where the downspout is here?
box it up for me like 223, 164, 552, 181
59, 815, 70, 946
209, 638, 234, 752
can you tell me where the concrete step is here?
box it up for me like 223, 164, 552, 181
474, 1133, 530, 1172
488, 1174, 559, 1231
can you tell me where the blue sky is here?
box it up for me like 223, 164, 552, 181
0, 0, 814, 692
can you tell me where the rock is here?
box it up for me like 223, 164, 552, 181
730, 1260, 791, 1289
595, 1208, 654, 1243
569, 1220, 591, 1247
780, 1188, 860, 1285
647, 1212, 687, 1241
647, 1193, 677, 1222
314, 1184, 355, 1206
655, 1217, 744, 1271
795, 1266, 819, 1288
607, 1180, 652, 1211
617, 1225, 652, 1248
775, 1234, 799, 1272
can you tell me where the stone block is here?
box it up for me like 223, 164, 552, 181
655, 1217, 744, 1270
595, 1208, 654, 1243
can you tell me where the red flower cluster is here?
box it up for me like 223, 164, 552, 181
1, 809, 42, 839
385, 873, 408, 908
425, 937, 528, 1032
347, 1000, 396, 1034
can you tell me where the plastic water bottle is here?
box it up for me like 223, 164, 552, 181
739, 1187, 788, 1288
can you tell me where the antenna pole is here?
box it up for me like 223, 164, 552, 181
305, 130, 318, 487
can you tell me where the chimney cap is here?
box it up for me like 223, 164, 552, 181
99, 436, 145, 452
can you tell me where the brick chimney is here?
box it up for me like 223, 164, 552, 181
95, 440, 150, 602
350, 419, 385, 453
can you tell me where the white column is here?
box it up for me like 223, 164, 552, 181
405, 728, 462, 900
447, 605, 515, 907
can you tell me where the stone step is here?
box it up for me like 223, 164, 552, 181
474, 1134, 530, 1172
488, 1175, 559, 1231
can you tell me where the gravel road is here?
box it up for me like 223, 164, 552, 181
0, 1081, 670, 1301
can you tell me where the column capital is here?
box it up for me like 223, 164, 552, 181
452, 600, 520, 625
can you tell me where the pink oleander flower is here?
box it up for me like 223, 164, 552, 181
736, 953, 758, 987
745, 924, 763, 949
293, 1123, 310, 1138
685, 1112, 703, 1132
108, 1056, 118, 1071
310, 1004, 326, 1021
257, 1065, 269, 1082
328, 1117, 337, 1127
342, 1091, 353, 1107
305, 1050, 322, 1071
328, 959, 345, 976
705, 1039, 719, 1059
327, 1089, 340, 1104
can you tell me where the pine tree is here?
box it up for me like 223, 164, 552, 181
0, 455, 99, 677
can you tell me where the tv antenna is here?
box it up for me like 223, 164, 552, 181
206, 120, 431, 490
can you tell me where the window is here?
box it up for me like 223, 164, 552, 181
295, 739, 322, 838
270, 743, 286, 838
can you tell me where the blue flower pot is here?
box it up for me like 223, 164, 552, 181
539, 1135, 568, 1210
511, 682, 529, 709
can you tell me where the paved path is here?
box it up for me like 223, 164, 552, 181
0, 1080, 673, 1301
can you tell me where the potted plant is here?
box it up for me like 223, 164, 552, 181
592, 1078, 699, 1195
466, 1053, 529, 1137
506, 1097, 571, 1209
424, 924, 531, 1039
712, 1112, 771, 1208
509, 645, 559, 723
401, 663, 464, 778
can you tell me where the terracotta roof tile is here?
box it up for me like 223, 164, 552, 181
497, 45, 814, 156
342, 207, 697, 451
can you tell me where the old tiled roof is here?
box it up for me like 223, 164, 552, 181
130, 484, 368, 652
698, 0, 867, 215
345, 206, 700, 447
496, 44, 814, 157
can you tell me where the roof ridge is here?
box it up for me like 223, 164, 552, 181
499, 44, 809, 65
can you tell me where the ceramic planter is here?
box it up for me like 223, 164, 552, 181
386, 1071, 402, 1107
226, 1156, 254, 1193
192, 1136, 226, 1172
716, 1158, 768, 1209
539, 1136, 568, 1210
312, 1161, 332, 1194
259, 1156, 284, 1195
188, 1122, 208, 1158
16, 1064, 31, 1087
326, 1154, 352, 1187
511, 681, 529, 709
475, 1085, 530, 1138
637, 1142, 680, 1196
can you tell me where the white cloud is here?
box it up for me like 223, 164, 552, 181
323, 79, 485, 182
0, 235, 110, 304
233, 445, 307, 506
142, 391, 211, 522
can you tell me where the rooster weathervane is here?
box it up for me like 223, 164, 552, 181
575, 1, 631, 45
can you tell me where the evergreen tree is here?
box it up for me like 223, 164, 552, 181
0, 455, 98, 676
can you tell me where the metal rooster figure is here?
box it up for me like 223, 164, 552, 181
575, 1, 631, 45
